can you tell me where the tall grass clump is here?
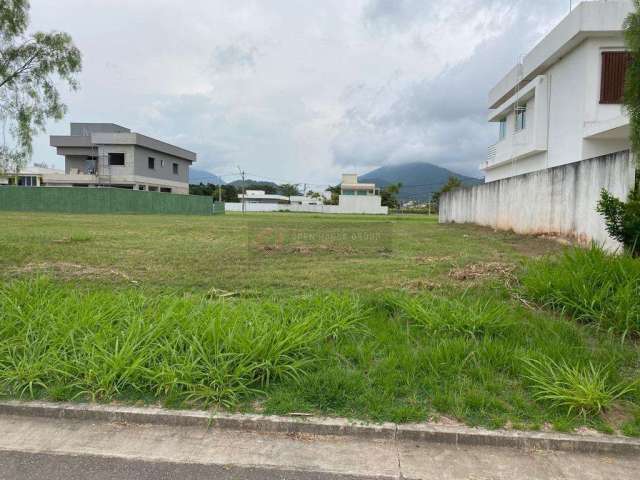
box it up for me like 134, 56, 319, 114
383, 293, 514, 339
523, 356, 636, 418
0, 279, 365, 407
521, 245, 640, 336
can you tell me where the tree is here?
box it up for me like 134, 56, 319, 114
325, 185, 340, 205
431, 176, 462, 210
380, 182, 402, 209
595, 2, 640, 254
625, 0, 640, 155
0, 0, 81, 175
278, 183, 300, 197
189, 182, 238, 202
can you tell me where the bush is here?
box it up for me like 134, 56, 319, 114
597, 188, 640, 256
521, 246, 640, 336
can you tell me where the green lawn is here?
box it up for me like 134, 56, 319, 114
0, 211, 638, 435
0, 211, 560, 295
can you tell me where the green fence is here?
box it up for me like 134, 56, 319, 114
213, 201, 225, 215
0, 187, 215, 216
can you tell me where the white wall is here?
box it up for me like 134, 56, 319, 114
225, 201, 388, 215
440, 151, 634, 251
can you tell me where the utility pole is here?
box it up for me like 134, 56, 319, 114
218, 180, 222, 202
237, 166, 246, 214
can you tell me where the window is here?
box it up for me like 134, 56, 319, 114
515, 106, 526, 132
138, 185, 145, 191
600, 51, 632, 104
498, 118, 507, 140
148, 186, 158, 192
160, 187, 172, 193
148, 157, 155, 170
160, 159, 165, 167
108, 153, 125, 166
172, 162, 179, 175
18, 176, 37, 187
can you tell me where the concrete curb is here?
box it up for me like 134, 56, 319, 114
1, 400, 639, 455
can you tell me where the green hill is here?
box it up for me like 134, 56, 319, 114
360, 162, 482, 201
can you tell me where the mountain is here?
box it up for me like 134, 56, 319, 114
189, 168, 225, 185
359, 162, 482, 202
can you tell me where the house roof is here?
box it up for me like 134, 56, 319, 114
50, 124, 197, 163
489, 0, 633, 109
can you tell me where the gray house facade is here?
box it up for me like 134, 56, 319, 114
49, 123, 196, 194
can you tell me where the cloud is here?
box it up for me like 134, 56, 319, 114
209, 43, 259, 74
331, 0, 570, 177
27, 0, 575, 184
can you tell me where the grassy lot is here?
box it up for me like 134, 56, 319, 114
0, 211, 559, 295
0, 211, 638, 435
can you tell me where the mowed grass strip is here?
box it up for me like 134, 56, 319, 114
1, 278, 638, 434
0, 211, 562, 295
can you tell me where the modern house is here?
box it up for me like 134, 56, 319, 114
47, 123, 196, 194
338, 174, 387, 214
440, 0, 636, 250
482, 0, 633, 183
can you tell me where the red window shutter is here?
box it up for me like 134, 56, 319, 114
600, 51, 632, 104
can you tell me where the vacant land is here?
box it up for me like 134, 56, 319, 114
0, 211, 638, 435
0, 211, 560, 295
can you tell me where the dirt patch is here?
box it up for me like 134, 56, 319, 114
7, 262, 138, 283
401, 278, 442, 292
254, 243, 357, 256
449, 262, 517, 281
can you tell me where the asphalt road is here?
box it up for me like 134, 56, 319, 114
0, 451, 380, 480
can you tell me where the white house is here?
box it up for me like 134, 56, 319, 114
483, 0, 633, 183
338, 174, 387, 214
238, 190, 290, 204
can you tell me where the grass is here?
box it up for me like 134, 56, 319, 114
0, 278, 365, 407
0, 211, 560, 295
0, 212, 638, 434
521, 245, 640, 337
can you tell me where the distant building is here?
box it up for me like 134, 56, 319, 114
45, 123, 196, 194
289, 195, 324, 206
225, 174, 388, 214
338, 173, 387, 214
0, 165, 65, 187
238, 190, 289, 204
483, 0, 633, 182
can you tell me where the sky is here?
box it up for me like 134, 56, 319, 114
28, 0, 577, 186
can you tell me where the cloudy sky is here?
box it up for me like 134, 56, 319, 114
29, 0, 576, 186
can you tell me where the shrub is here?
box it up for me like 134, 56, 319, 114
597, 188, 640, 257
522, 356, 635, 418
521, 246, 640, 336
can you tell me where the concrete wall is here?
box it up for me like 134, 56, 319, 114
440, 151, 635, 250
225, 202, 388, 215
133, 146, 190, 184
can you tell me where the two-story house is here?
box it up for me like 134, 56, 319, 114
48, 123, 196, 194
483, 0, 633, 183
